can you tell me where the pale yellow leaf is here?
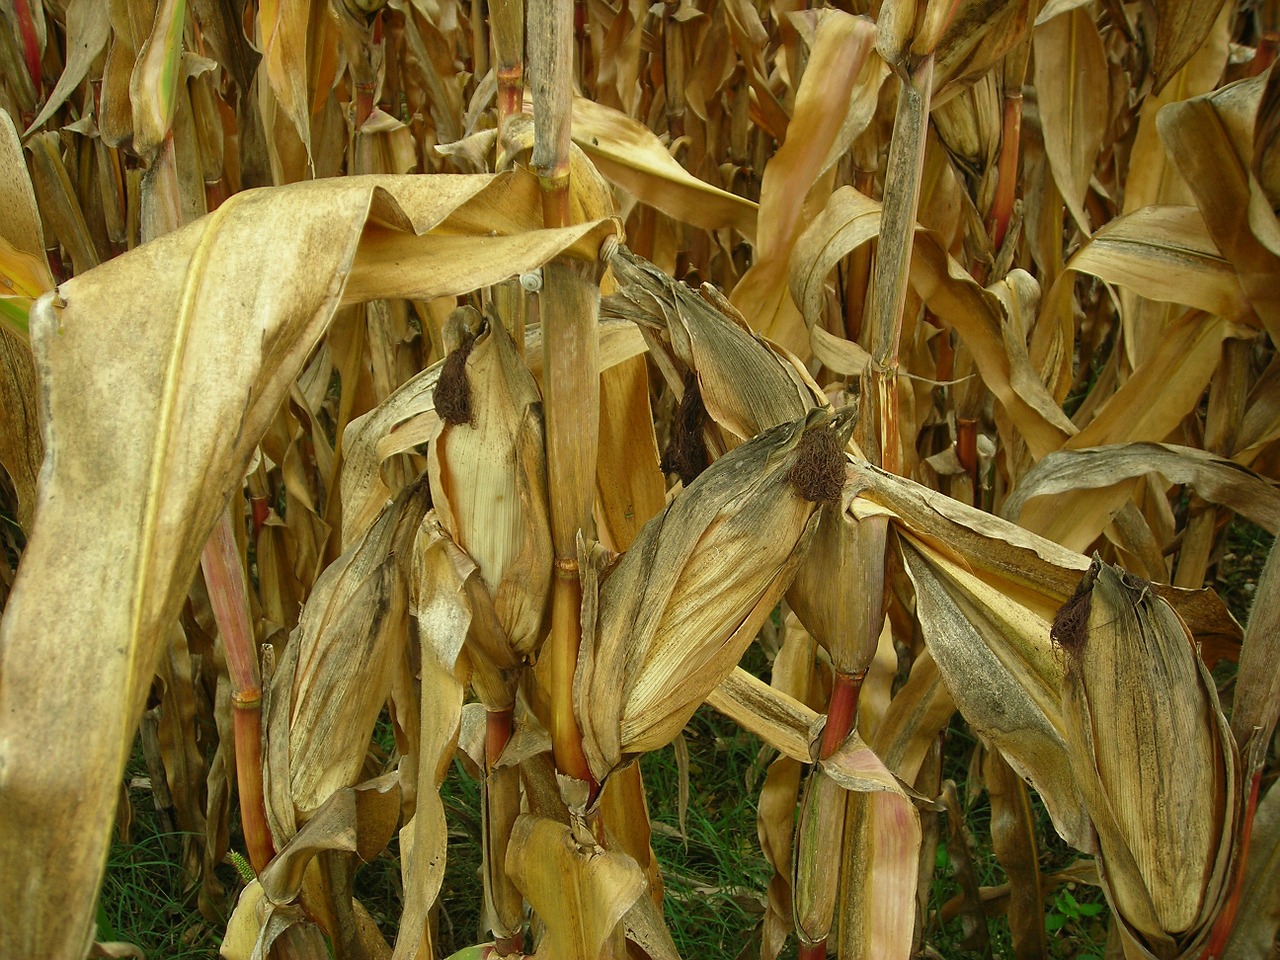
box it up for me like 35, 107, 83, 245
1033, 8, 1107, 236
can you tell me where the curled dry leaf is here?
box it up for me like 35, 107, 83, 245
1032, 7, 1107, 236
505, 814, 647, 960
1004, 441, 1280, 540
730, 10, 884, 357
23, 0, 111, 135
571, 96, 758, 240
790, 186, 1075, 460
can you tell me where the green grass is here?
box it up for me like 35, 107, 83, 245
923, 718, 1107, 960
97, 800, 225, 957
640, 706, 783, 960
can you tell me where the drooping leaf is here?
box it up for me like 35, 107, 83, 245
0, 169, 617, 960
1032, 7, 1108, 236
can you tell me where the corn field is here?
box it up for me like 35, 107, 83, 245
2, 0, 1280, 957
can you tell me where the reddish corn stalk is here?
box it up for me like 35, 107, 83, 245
989, 91, 1023, 252
989, 35, 1029, 253
492, 0, 525, 128
1200, 770, 1263, 960
11, 0, 42, 97
200, 506, 275, 874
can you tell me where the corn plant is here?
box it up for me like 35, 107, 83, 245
1, 1, 1279, 959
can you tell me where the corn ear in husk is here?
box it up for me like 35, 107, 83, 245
427, 309, 554, 677
1052, 557, 1237, 955
602, 245, 822, 453
576, 408, 852, 781
263, 477, 430, 831
786, 504, 890, 675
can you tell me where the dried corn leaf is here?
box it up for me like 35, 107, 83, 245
1044, 206, 1253, 330
596, 355, 666, 552
571, 96, 758, 239
848, 456, 1239, 650
835, 785, 921, 960
1004, 442, 1280, 542
706, 666, 821, 763
1147, 0, 1230, 94
1118, 7, 1230, 367
929, 0, 1031, 100
256, 0, 313, 160
983, 745, 1048, 960
1032, 7, 1107, 236
1159, 73, 1280, 339
0, 169, 616, 960
870, 649, 956, 784
1020, 313, 1244, 550
26, 130, 99, 276
791, 187, 1074, 458
1230, 539, 1280, 757
506, 814, 646, 960
259, 772, 402, 908
898, 539, 1089, 848
24, 0, 110, 134
730, 11, 883, 356
752, 618, 818, 960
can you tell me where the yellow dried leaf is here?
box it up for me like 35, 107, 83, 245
506, 814, 646, 960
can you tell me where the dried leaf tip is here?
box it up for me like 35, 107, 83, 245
1050, 557, 1098, 653
787, 410, 854, 504
434, 327, 480, 426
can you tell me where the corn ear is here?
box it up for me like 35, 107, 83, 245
263, 478, 430, 829
577, 408, 849, 781
1053, 557, 1236, 947
792, 769, 846, 944
428, 309, 554, 663
786, 504, 889, 674
603, 245, 823, 448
